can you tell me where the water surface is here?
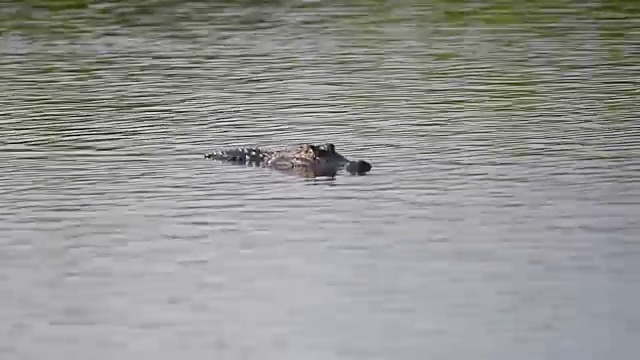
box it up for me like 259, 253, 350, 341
1, 1, 639, 359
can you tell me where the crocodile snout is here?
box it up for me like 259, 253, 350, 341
346, 160, 372, 175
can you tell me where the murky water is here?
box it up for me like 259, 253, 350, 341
1, 1, 639, 359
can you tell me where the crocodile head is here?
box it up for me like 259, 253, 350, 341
313, 143, 346, 161
313, 143, 372, 175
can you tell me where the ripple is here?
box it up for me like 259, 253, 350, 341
1, 1, 639, 360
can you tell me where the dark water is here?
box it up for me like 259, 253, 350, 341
1, 1, 639, 359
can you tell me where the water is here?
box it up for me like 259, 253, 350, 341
1, 1, 639, 359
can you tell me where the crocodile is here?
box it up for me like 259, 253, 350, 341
204, 143, 372, 177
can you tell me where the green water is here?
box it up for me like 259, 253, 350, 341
1, 1, 638, 359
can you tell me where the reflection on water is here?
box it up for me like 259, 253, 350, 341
1, 1, 639, 359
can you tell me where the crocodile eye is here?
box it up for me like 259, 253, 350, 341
324, 143, 335, 153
